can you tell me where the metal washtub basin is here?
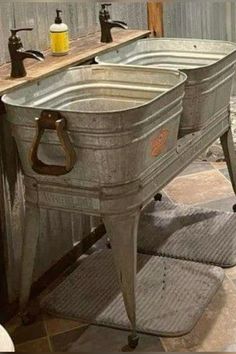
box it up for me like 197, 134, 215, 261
3, 64, 186, 187
96, 38, 236, 136
2, 64, 186, 343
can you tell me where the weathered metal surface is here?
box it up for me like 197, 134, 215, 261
3, 64, 186, 339
3, 65, 186, 186
3, 62, 236, 342
96, 38, 236, 135
0, 30, 150, 304
162, 0, 236, 98
5, 100, 236, 342
1, 1, 236, 340
0, 106, 91, 302
104, 211, 140, 342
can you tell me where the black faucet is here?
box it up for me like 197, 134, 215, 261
99, 3, 128, 43
8, 28, 45, 78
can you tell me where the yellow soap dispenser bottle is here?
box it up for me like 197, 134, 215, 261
50, 9, 69, 56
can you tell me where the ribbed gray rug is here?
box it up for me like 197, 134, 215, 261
137, 201, 236, 267
42, 250, 224, 337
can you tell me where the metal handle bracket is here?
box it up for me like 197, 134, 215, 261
29, 110, 76, 176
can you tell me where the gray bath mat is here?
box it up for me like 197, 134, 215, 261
42, 250, 224, 337
137, 201, 236, 267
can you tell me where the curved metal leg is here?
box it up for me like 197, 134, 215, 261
105, 236, 112, 249
19, 205, 40, 323
154, 192, 162, 201
220, 129, 236, 212
103, 210, 140, 348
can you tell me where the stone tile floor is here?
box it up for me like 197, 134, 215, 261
5, 160, 236, 352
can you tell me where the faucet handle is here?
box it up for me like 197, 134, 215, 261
10, 28, 33, 37
100, 3, 111, 19
9, 28, 34, 54
101, 3, 111, 10
101, 3, 111, 7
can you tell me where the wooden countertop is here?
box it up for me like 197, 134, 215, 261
0, 29, 150, 96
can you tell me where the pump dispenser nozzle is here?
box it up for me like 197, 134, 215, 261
55, 9, 62, 24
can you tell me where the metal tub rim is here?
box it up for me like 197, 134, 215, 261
2, 64, 187, 116
95, 38, 236, 73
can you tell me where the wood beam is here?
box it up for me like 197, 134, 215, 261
147, 1, 164, 37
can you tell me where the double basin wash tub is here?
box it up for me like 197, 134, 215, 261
2, 57, 236, 346
96, 38, 236, 136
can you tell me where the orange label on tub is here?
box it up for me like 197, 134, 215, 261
151, 129, 169, 157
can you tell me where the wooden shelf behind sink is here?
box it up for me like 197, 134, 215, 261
0, 29, 150, 96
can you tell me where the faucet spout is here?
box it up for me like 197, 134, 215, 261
17, 49, 45, 62
22, 50, 45, 61
10, 49, 45, 78
108, 20, 128, 30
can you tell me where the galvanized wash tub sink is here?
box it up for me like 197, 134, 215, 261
3, 64, 186, 186
3, 64, 236, 348
2, 64, 186, 345
96, 38, 236, 136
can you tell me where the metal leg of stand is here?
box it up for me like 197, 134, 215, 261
220, 128, 236, 212
19, 205, 40, 324
154, 193, 162, 201
103, 210, 140, 348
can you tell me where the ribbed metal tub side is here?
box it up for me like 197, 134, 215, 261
96, 38, 236, 136
2, 65, 186, 187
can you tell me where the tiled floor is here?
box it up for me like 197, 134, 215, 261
5, 160, 236, 352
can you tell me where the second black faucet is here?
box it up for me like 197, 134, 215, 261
99, 3, 128, 43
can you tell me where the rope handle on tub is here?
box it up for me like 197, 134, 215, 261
29, 110, 76, 176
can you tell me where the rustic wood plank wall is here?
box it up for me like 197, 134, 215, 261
0, 2, 100, 66
163, 0, 236, 41
2, 0, 236, 68
0, 3, 15, 65
111, 2, 147, 30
